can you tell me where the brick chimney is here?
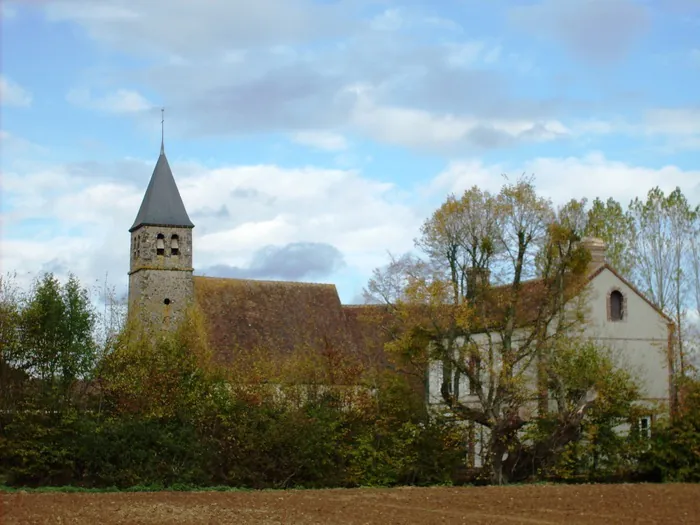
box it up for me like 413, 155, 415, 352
581, 237, 607, 270
466, 267, 490, 300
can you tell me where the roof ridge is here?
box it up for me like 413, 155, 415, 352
342, 304, 386, 308
194, 275, 337, 288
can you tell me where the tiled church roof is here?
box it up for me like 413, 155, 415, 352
193, 277, 391, 372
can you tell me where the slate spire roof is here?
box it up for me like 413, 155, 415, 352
129, 145, 194, 232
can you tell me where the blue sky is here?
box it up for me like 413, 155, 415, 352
1, 0, 699, 304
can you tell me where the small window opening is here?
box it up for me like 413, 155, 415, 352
170, 234, 180, 256
164, 298, 171, 305
156, 233, 165, 256
610, 290, 623, 321
640, 416, 650, 438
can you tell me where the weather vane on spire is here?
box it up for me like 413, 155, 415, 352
160, 107, 165, 154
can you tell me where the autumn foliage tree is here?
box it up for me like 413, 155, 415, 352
365, 176, 641, 484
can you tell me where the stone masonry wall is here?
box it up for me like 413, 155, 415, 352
128, 224, 194, 328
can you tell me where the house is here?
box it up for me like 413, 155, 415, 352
128, 143, 676, 456
423, 238, 677, 467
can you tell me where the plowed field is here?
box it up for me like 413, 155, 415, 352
2, 483, 698, 524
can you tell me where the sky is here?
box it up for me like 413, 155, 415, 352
1, 0, 700, 305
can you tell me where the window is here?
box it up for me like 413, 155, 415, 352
639, 416, 651, 438
610, 290, 624, 321
170, 234, 180, 256
156, 233, 165, 256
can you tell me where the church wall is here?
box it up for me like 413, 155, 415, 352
129, 224, 194, 327
130, 225, 193, 272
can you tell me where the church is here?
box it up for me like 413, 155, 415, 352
127, 142, 677, 442
127, 142, 387, 372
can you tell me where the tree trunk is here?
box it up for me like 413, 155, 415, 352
489, 445, 506, 485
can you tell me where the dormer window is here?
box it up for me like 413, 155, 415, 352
609, 290, 624, 321
156, 233, 165, 256
171, 234, 179, 256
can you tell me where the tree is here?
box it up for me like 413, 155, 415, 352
0, 273, 27, 418
584, 197, 636, 278
689, 213, 700, 369
16, 273, 98, 409
365, 176, 639, 484
517, 338, 642, 482
628, 187, 698, 375
98, 305, 216, 418
642, 376, 700, 482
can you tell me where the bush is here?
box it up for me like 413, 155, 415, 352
640, 378, 700, 482
0, 273, 467, 490
0, 383, 467, 489
0, 407, 84, 487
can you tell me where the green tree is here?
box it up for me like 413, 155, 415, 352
0, 273, 27, 419
518, 338, 643, 482
642, 376, 700, 482
584, 197, 636, 277
17, 273, 97, 408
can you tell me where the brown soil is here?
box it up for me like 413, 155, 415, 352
1, 483, 698, 525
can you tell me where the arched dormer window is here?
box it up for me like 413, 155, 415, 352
170, 234, 180, 256
156, 233, 165, 256
609, 290, 624, 321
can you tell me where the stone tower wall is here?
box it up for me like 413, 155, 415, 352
128, 224, 194, 327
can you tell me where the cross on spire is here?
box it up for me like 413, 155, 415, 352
160, 107, 165, 155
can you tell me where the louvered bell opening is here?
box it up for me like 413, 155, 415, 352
171, 234, 180, 256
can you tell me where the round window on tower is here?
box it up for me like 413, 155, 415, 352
164, 298, 171, 305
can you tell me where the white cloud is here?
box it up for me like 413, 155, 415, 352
221, 49, 247, 64
50, 3, 139, 22
483, 46, 502, 64
645, 108, 700, 136
42, 0, 355, 58
508, 0, 649, 65
0, 131, 47, 158
444, 42, 487, 67
370, 8, 403, 32
691, 48, 700, 66
349, 88, 570, 151
291, 130, 348, 151
4, 149, 700, 302
0, 75, 32, 107
433, 152, 700, 207
1, 157, 422, 298
430, 39, 502, 69
25, 0, 665, 152
1, 3, 17, 19
66, 88, 152, 113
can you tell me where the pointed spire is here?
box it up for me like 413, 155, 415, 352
160, 107, 165, 155
129, 113, 194, 232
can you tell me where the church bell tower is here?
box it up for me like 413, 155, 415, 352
128, 114, 194, 328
